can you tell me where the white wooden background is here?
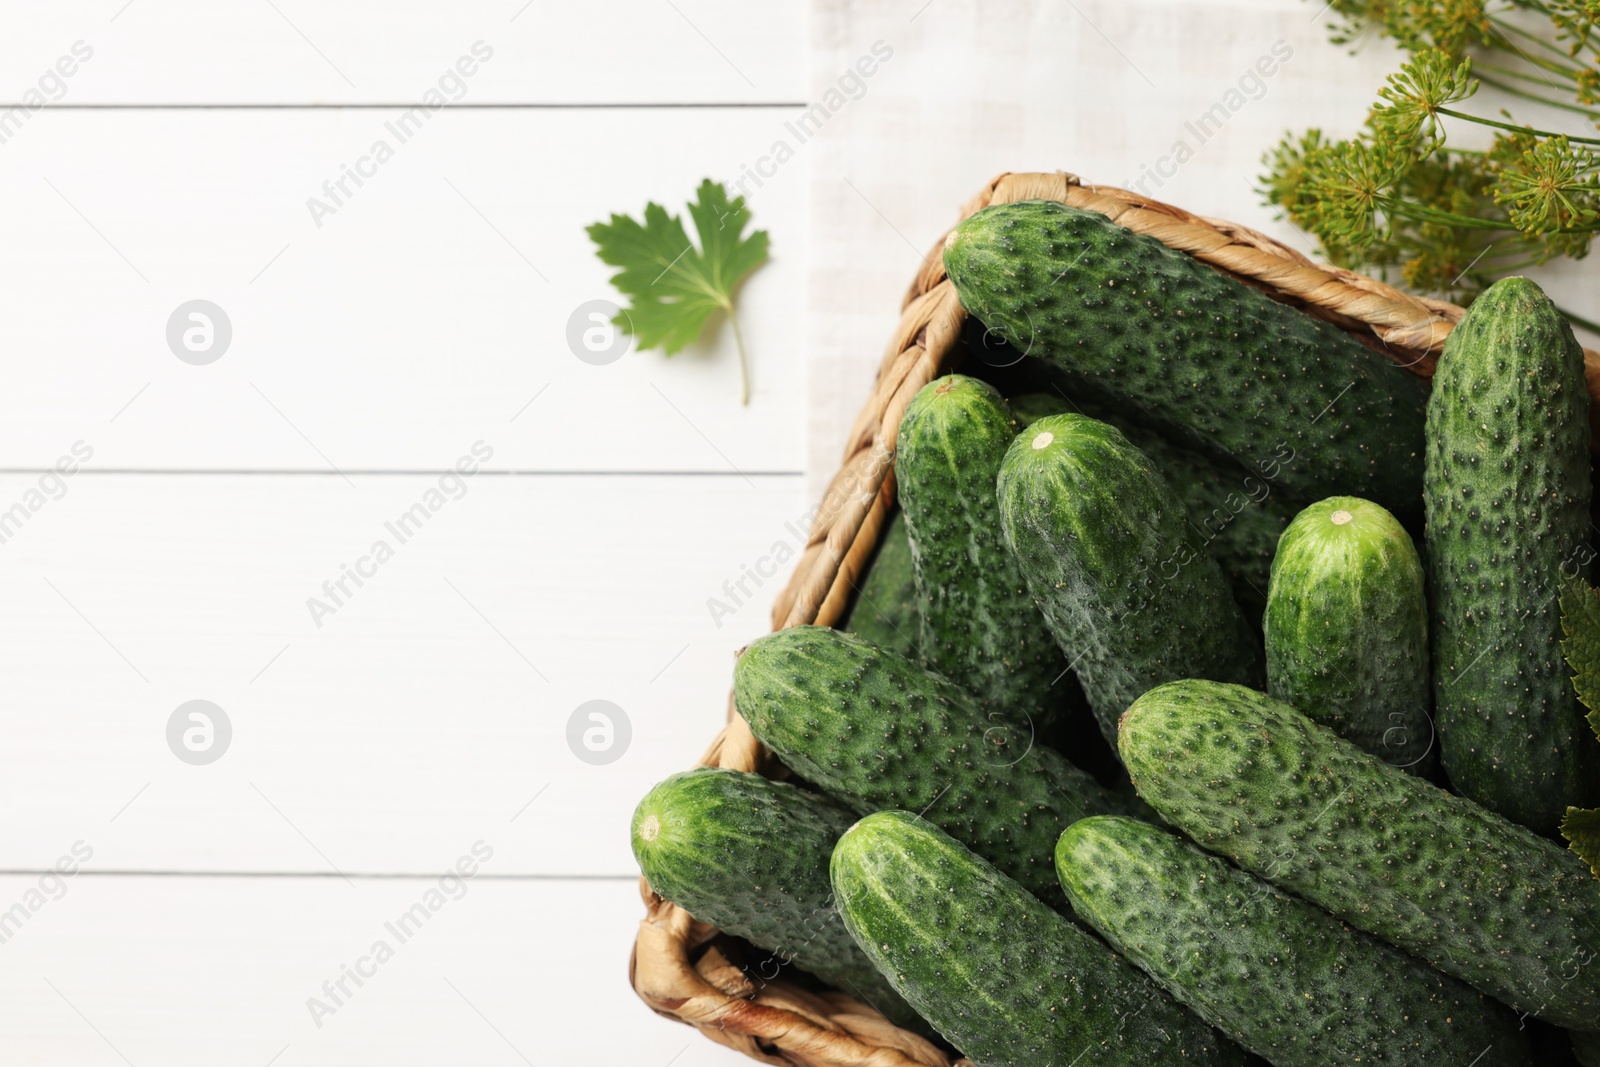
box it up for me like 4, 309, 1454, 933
6, 1, 1598, 1063
0, 2, 802, 1063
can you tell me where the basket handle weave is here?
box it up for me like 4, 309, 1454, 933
629, 170, 1600, 1067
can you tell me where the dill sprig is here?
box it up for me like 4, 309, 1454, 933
1263, 3, 1600, 319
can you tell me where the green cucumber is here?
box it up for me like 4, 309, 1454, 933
843, 510, 918, 658
1009, 391, 1075, 428
831, 811, 1245, 1067
734, 625, 1139, 911
944, 200, 1428, 514
1118, 679, 1600, 1029
629, 768, 925, 1031
1011, 392, 1295, 611
1056, 816, 1530, 1067
1425, 276, 1600, 833
997, 413, 1262, 748
896, 375, 1068, 732
1265, 496, 1433, 773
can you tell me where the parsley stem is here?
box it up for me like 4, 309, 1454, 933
727, 304, 751, 406
1436, 105, 1600, 144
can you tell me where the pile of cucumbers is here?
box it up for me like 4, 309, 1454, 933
631, 200, 1600, 1067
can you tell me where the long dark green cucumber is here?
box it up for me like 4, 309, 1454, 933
831, 811, 1245, 1067
944, 200, 1428, 514
1425, 276, 1600, 833
629, 768, 925, 1031
1008, 391, 1075, 428
1011, 391, 1295, 611
1265, 496, 1433, 773
1118, 679, 1600, 1029
997, 413, 1261, 747
896, 375, 1069, 732
733, 625, 1140, 911
842, 510, 918, 658
1056, 816, 1530, 1067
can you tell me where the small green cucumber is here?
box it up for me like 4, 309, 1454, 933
831, 811, 1245, 1067
896, 375, 1069, 734
997, 413, 1262, 747
944, 200, 1428, 514
1265, 496, 1433, 773
734, 625, 1140, 911
1425, 276, 1600, 833
843, 510, 918, 658
629, 768, 925, 1031
1056, 816, 1530, 1067
1118, 679, 1600, 1029
1011, 392, 1296, 611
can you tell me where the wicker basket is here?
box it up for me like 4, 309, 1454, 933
627, 170, 1600, 1067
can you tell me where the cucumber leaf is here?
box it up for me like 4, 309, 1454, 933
1559, 581, 1600, 878
586, 179, 768, 404
1559, 580, 1600, 743
1563, 807, 1600, 879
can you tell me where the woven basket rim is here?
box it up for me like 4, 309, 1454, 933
627, 169, 1600, 1067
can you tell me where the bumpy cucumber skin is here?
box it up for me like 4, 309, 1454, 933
944, 200, 1428, 514
1118, 679, 1600, 1029
1011, 392, 1295, 612
831, 811, 1245, 1067
1265, 496, 1434, 773
1056, 816, 1530, 1067
629, 768, 925, 1031
997, 413, 1261, 747
1425, 277, 1600, 834
843, 511, 918, 658
734, 625, 1140, 911
896, 376, 1068, 731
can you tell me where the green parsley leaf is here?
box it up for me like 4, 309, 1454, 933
1560, 579, 1600, 743
1558, 581, 1600, 880
1562, 806, 1600, 880
586, 179, 769, 405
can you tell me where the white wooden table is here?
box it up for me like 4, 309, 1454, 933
0, 3, 800, 1063
4, 2, 1595, 1063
